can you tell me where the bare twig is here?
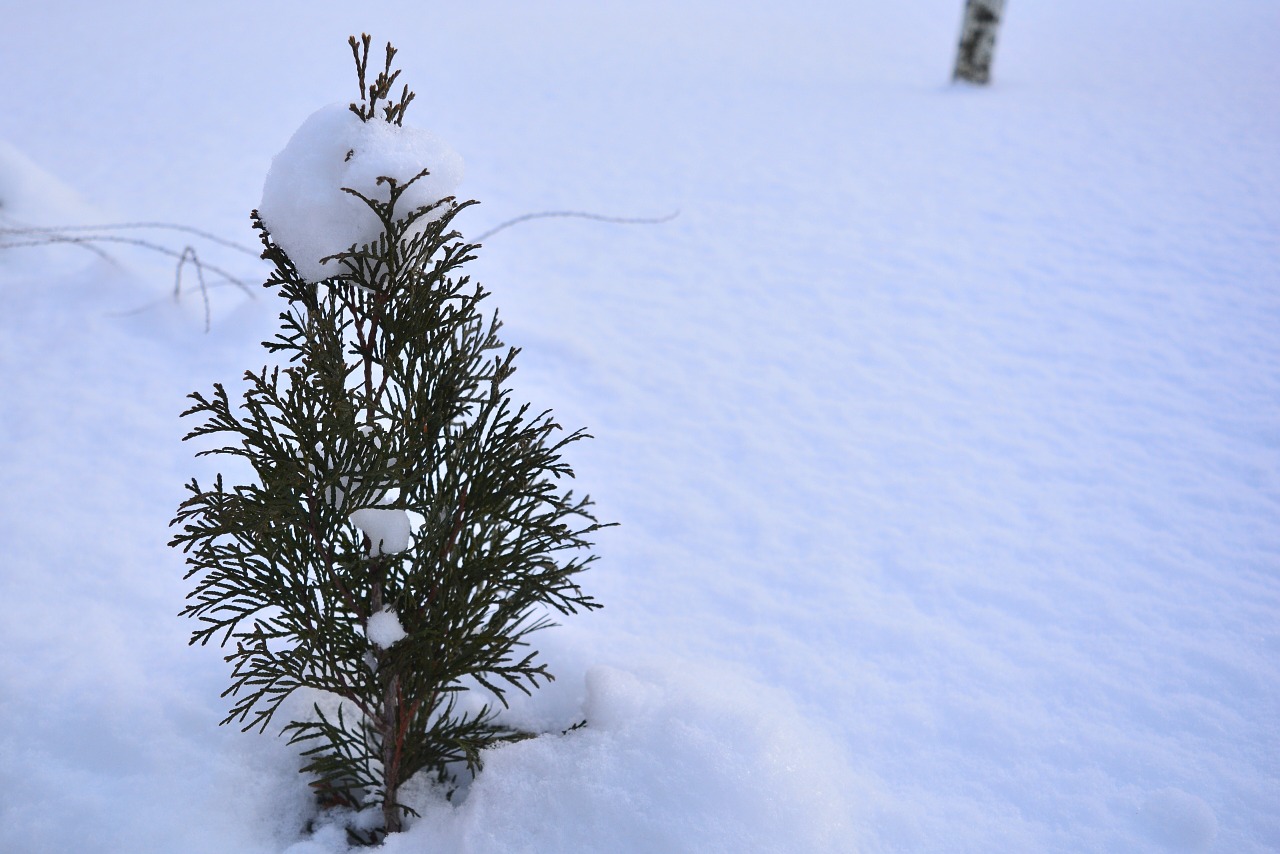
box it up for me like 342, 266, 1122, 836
474, 209, 679, 242
0, 220, 261, 333
0, 228, 255, 296
0, 233, 117, 264
3, 221, 259, 256
174, 245, 213, 332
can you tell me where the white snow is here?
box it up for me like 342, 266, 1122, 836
349, 507, 412, 557
1139, 788, 1219, 854
365, 608, 408, 649
258, 103, 463, 283
1, 1, 1278, 853
0, 139, 97, 228
377, 664, 860, 853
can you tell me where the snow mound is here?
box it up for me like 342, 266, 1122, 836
0, 138, 97, 227
369, 665, 863, 854
258, 103, 463, 283
0, 139, 103, 277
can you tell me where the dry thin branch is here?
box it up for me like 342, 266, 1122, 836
474, 209, 679, 242
0, 221, 259, 333
6, 221, 260, 256
0, 228, 256, 296
175, 245, 213, 331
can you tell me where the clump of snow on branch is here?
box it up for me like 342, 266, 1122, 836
258, 103, 463, 283
349, 507, 411, 556
366, 607, 408, 649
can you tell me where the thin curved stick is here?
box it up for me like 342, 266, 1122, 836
1, 221, 259, 256
0, 235, 117, 264
175, 245, 213, 331
0, 232, 253, 296
474, 209, 679, 242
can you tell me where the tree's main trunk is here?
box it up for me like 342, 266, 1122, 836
953, 0, 1006, 85
381, 671, 403, 834
369, 572, 403, 834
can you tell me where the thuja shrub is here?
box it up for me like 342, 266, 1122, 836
170, 35, 605, 838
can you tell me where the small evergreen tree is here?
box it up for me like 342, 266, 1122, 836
170, 35, 605, 837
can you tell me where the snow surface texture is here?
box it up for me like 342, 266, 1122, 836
0, 139, 97, 228
1, 1, 1278, 852
258, 103, 463, 283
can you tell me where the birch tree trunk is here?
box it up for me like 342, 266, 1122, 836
953, 0, 1006, 85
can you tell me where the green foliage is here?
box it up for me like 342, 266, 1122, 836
169, 38, 604, 837
348, 34, 415, 126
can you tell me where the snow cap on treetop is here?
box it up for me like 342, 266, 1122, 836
258, 103, 463, 283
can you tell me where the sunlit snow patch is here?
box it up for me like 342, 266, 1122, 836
258, 103, 463, 283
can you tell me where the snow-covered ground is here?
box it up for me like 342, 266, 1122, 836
2, 2, 1277, 852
